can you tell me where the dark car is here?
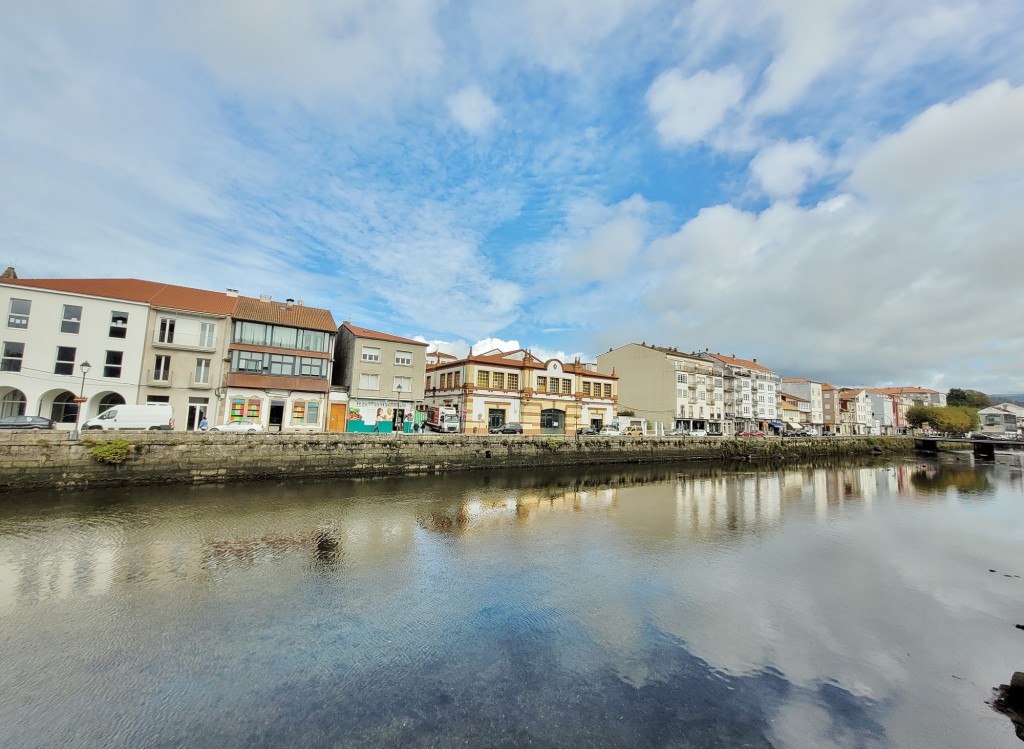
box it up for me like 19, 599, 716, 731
0, 415, 57, 430
576, 427, 598, 436
489, 423, 524, 434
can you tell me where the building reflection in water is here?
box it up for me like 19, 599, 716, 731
0, 459, 1012, 612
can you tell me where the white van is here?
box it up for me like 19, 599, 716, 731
82, 404, 174, 431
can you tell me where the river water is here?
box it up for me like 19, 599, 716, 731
2, 457, 1023, 748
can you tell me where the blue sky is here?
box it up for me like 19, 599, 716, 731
2, 0, 1023, 391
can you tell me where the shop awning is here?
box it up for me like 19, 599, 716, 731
769, 420, 785, 429
786, 421, 802, 430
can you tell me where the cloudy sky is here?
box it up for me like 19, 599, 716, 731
2, 1, 1023, 391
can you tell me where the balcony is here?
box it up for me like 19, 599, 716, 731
146, 370, 173, 388
190, 374, 213, 390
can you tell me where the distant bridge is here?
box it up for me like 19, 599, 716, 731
913, 436, 1024, 460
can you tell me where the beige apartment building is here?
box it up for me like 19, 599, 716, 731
597, 343, 727, 435
781, 378, 824, 428
334, 322, 428, 433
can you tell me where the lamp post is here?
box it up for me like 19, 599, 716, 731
70, 360, 91, 440
394, 383, 403, 439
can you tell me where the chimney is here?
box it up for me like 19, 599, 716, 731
260, 294, 271, 302
225, 288, 239, 297
1, 266, 17, 279
753, 358, 757, 363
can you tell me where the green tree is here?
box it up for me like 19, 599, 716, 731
907, 404, 978, 435
947, 388, 990, 408
906, 405, 938, 428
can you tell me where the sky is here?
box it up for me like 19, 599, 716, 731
1, 1, 1023, 392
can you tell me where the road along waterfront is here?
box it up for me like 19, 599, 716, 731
1, 456, 1023, 748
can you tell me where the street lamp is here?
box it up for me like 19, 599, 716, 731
70, 360, 91, 440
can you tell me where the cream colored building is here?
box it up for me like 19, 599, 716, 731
597, 343, 727, 435
426, 349, 618, 434
781, 378, 824, 427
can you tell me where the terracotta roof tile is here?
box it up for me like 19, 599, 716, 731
341, 322, 427, 346
705, 352, 774, 373
0, 277, 239, 315
236, 296, 337, 332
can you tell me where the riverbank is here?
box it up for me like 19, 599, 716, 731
0, 431, 918, 493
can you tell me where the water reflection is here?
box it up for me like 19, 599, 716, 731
1, 458, 1022, 748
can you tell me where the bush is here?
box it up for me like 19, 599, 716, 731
86, 438, 135, 466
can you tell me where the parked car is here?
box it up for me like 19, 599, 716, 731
598, 426, 621, 436
622, 426, 644, 436
0, 415, 56, 430
576, 427, 598, 436
735, 430, 765, 438
688, 429, 708, 437
82, 404, 174, 431
489, 423, 523, 434
209, 419, 264, 434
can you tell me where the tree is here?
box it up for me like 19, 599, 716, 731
907, 404, 978, 435
906, 405, 938, 428
947, 388, 990, 409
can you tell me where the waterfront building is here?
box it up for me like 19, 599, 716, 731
0, 277, 150, 428
225, 296, 337, 432
778, 391, 811, 429
597, 343, 727, 435
426, 349, 617, 434
871, 387, 948, 430
839, 389, 873, 435
820, 383, 842, 435
698, 352, 781, 434
334, 322, 428, 433
977, 403, 1024, 436
780, 378, 824, 428
864, 390, 897, 434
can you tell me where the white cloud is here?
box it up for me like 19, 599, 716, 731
158, 0, 445, 109
750, 138, 829, 199
849, 80, 1024, 201
747, 0, 857, 117
646, 67, 746, 147
446, 85, 499, 135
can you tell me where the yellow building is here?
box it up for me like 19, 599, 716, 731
424, 349, 618, 434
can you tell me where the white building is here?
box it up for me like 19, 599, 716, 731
781, 378, 824, 427
699, 353, 781, 433
0, 278, 149, 428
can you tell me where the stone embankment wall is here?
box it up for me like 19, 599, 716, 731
0, 431, 917, 493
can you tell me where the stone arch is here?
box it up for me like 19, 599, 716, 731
40, 389, 79, 424
0, 387, 27, 418
97, 392, 127, 416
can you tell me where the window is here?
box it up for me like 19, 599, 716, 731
536, 376, 547, 391
299, 357, 326, 378
453, 372, 461, 387
8, 298, 30, 329
698, 390, 705, 401
104, 351, 123, 378
61, 305, 82, 334
477, 370, 490, 387
677, 373, 687, 384
199, 322, 215, 348
154, 355, 171, 381
508, 373, 519, 390
603, 384, 612, 398
51, 392, 79, 423
231, 351, 263, 373
426, 375, 432, 389
2, 341, 23, 372
270, 326, 298, 349
394, 376, 412, 393
1, 389, 26, 417
194, 358, 211, 384
268, 354, 296, 375
361, 346, 381, 363
291, 400, 321, 425
109, 311, 128, 338
395, 350, 412, 366
55, 346, 76, 375
359, 373, 380, 390
158, 318, 176, 344
298, 330, 328, 352
548, 378, 558, 393
146, 395, 170, 404
583, 382, 591, 396
492, 372, 504, 389
561, 380, 572, 395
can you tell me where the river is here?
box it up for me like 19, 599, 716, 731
1, 456, 1023, 748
